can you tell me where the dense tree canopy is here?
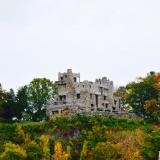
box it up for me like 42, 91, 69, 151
0, 78, 57, 122
114, 86, 126, 111
125, 72, 160, 121
16, 86, 29, 120
0, 115, 159, 160
23, 78, 57, 121
0, 85, 17, 122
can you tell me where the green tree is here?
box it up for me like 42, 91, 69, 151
0, 84, 7, 121
125, 72, 159, 120
16, 86, 28, 120
0, 85, 18, 122
114, 86, 126, 111
24, 78, 57, 121
141, 130, 160, 160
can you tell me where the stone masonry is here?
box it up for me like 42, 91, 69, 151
46, 69, 122, 116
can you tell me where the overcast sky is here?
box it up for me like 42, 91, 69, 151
0, 0, 160, 91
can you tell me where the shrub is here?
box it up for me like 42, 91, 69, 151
141, 130, 160, 160
0, 142, 27, 160
24, 140, 41, 160
90, 142, 120, 160
52, 141, 70, 160
14, 124, 25, 144
39, 135, 50, 160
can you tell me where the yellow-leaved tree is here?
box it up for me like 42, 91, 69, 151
40, 135, 50, 160
0, 142, 27, 160
52, 141, 70, 160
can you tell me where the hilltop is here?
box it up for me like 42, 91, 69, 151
0, 115, 160, 160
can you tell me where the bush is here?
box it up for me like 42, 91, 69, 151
90, 142, 120, 160
24, 140, 41, 160
0, 116, 159, 159
0, 142, 27, 160
141, 130, 160, 160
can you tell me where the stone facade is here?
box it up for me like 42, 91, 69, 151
46, 69, 122, 116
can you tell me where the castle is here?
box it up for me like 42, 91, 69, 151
46, 69, 122, 116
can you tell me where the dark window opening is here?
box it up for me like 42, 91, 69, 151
91, 104, 94, 107
59, 96, 63, 101
97, 108, 103, 111
59, 95, 66, 102
77, 94, 80, 99
74, 77, 77, 82
104, 96, 107, 100
52, 111, 58, 115
105, 104, 108, 108
65, 75, 67, 78
95, 94, 99, 108
114, 100, 117, 105
61, 77, 63, 81
99, 87, 103, 93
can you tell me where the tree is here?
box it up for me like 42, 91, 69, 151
141, 130, 160, 160
0, 84, 8, 121
114, 86, 127, 111
52, 141, 70, 160
16, 86, 28, 120
0, 85, 18, 122
24, 78, 57, 121
125, 72, 160, 120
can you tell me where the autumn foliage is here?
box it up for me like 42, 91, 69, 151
0, 115, 159, 160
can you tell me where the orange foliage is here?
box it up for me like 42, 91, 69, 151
112, 129, 144, 160
144, 99, 157, 110
154, 73, 160, 89
52, 142, 69, 160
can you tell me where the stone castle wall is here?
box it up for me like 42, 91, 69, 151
46, 69, 122, 116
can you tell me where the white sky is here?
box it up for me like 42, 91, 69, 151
0, 0, 160, 91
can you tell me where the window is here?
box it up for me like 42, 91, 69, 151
74, 77, 77, 82
95, 95, 99, 107
91, 104, 94, 111
77, 94, 80, 99
104, 96, 107, 100
59, 96, 63, 101
59, 95, 66, 101
61, 77, 63, 81
52, 111, 58, 115
105, 104, 108, 108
